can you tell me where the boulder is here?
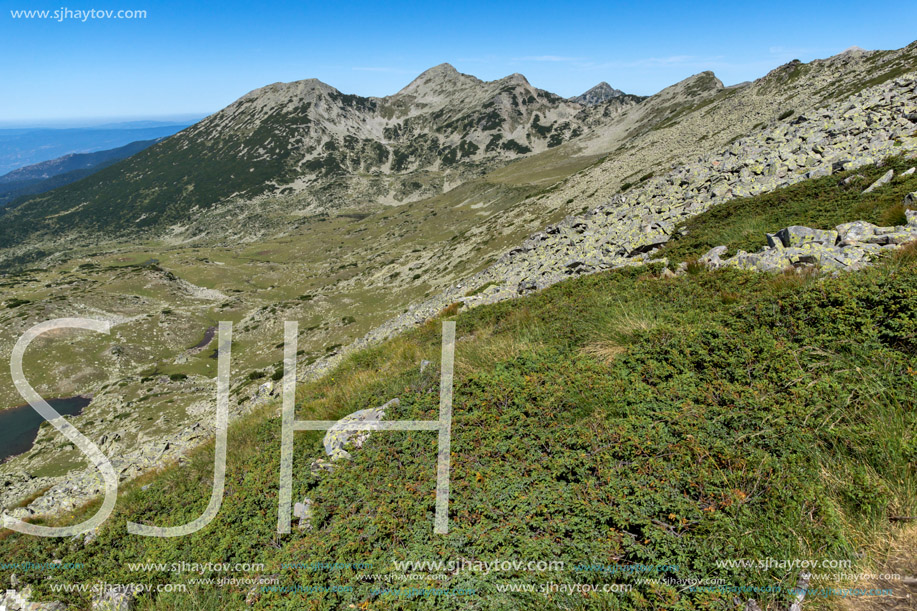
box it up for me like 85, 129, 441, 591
842, 173, 864, 185
866, 229, 917, 245
862, 169, 894, 193
774, 226, 838, 247
765, 233, 784, 249
293, 498, 314, 530
323, 398, 398, 461
836, 221, 877, 244
904, 192, 917, 207
92, 585, 141, 610
699, 245, 728, 268
805, 165, 832, 179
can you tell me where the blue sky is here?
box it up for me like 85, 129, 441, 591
1, 0, 915, 124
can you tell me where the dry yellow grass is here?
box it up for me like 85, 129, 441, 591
838, 524, 917, 611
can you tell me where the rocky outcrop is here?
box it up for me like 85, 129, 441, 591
701, 211, 917, 273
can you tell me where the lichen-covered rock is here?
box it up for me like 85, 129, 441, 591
293, 498, 314, 530
863, 169, 894, 193
92, 585, 141, 611
699, 245, 728, 268
323, 398, 399, 461
774, 226, 838, 247
836, 221, 878, 244
702, 218, 916, 275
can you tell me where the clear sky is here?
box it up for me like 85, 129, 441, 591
1, 0, 915, 124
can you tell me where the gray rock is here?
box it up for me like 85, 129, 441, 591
92, 585, 141, 610
836, 221, 877, 244
842, 173, 864, 185
765, 233, 784, 249
323, 398, 398, 461
904, 192, 917, 207
774, 226, 838, 247
292, 498, 314, 530
863, 169, 894, 193
699, 245, 728, 268
866, 229, 917, 245
805, 165, 832, 179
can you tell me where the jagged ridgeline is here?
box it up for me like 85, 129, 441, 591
2, 44, 916, 269
0, 65, 640, 248
0, 44, 917, 265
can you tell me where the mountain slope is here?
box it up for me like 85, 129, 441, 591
1, 231, 915, 611
1, 44, 917, 611
4, 43, 914, 272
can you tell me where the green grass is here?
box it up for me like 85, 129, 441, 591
658, 156, 917, 265
1, 239, 915, 610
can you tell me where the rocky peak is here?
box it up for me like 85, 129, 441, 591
394, 63, 480, 100
651, 71, 723, 105
572, 82, 626, 105
237, 78, 339, 105
502, 73, 531, 86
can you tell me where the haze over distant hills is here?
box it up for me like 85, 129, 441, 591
0, 138, 164, 207
0, 122, 192, 176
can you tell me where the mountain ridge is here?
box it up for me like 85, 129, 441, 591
0, 64, 646, 263
0, 42, 915, 272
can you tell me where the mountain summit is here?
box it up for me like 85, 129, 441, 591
571, 81, 626, 105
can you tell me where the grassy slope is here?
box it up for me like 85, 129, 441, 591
0, 144, 601, 482
1, 165, 917, 610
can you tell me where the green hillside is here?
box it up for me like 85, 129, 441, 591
2, 163, 915, 610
